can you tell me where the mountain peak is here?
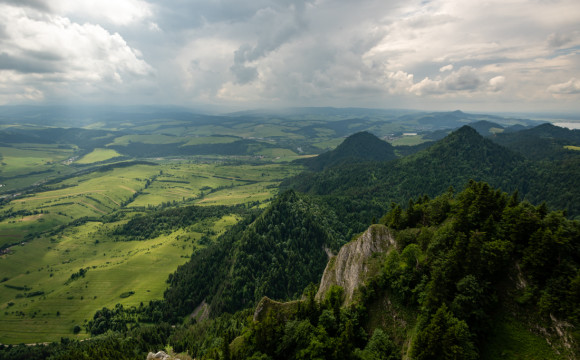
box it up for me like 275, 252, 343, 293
416, 125, 520, 166
299, 131, 397, 171
450, 125, 482, 138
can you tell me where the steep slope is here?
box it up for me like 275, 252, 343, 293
159, 190, 347, 321
4, 184, 578, 359
298, 131, 397, 171
315, 224, 394, 305
492, 122, 580, 161
235, 182, 579, 360
468, 120, 504, 136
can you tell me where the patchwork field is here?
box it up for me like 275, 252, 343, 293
0, 158, 303, 343
0, 144, 76, 192
76, 148, 123, 164
0, 213, 239, 343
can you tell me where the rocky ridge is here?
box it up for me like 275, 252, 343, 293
315, 224, 394, 305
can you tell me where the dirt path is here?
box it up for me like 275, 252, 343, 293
19, 214, 44, 222
101, 194, 120, 206
197, 192, 269, 203
79, 201, 107, 214
13, 191, 106, 202
118, 185, 137, 194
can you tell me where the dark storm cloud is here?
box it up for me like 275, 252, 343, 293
0, 52, 60, 74
229, 2, 309, 84
149, 0, 283, 32
0, 0, 50, 11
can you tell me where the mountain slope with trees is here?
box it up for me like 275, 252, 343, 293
141, 190, 349, 324
285, 125, 580, 221
227, 181, 579, 359
491, 122, 580, 161
297, 131, 397, 171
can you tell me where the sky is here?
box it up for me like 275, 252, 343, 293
0, 0, 579, 113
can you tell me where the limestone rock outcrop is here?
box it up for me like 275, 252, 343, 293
315, 224, 394, 305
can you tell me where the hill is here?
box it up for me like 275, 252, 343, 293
142, 190, 348, 323
284, 126, 530, 226
231, 181, 579, 359
468, 120, 504, 136
285, 125, 580, 222
297, 131, 397, 171
492, 122, 580, 161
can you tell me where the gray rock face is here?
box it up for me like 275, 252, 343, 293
146, 351, 176, 360
315, 224, 394, 305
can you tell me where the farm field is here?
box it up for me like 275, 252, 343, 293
0, 144, 76, 192
386, 134, 427, 146
0, 157, 303, 343
0, 213, 239, 343
75, 148, 123, 164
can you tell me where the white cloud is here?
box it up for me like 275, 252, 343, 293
548, 78, 580, 95
0, 3, 154, 104
488, 76, 506, 92
45, 0, 154, 26
439, 64, 453, 72
409, 67, 486, 95
386, 71, 415, 94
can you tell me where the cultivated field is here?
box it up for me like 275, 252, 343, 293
0, 158, 303, 343
76, 148, 123, 164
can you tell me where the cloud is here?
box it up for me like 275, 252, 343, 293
488, 76, 506, 92
229, 3, 309, 84
547, 32, 574, 48
0, 4, 154, 104
0, 0, 49, 11
548, 78, 580, 94
439, 64, 453, 72
409, 66, 485, 95
1, 0, 580, 110
386, 71, 415, 94
0, 52, 61, 74
55, 0, 154, 26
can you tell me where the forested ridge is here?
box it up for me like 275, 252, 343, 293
297, 131, 397, 171
3, 181, 578, 359
97, 190, 350, 328
284, 125, 580, 220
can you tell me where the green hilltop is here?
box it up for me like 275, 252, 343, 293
297, 131, 397, 171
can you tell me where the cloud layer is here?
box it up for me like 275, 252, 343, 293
1, 0, 579, 111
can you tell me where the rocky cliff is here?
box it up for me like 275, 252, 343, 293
315, 224, 394, 305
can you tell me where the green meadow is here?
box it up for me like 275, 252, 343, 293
76, 148, 123, 164
387, 135, 427, 146
0, 213, 239, 343
0, 144, 76, 192
107, 134, 185, 146
0, 156, 303, 343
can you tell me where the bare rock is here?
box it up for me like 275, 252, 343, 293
316, 224, 394, 305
